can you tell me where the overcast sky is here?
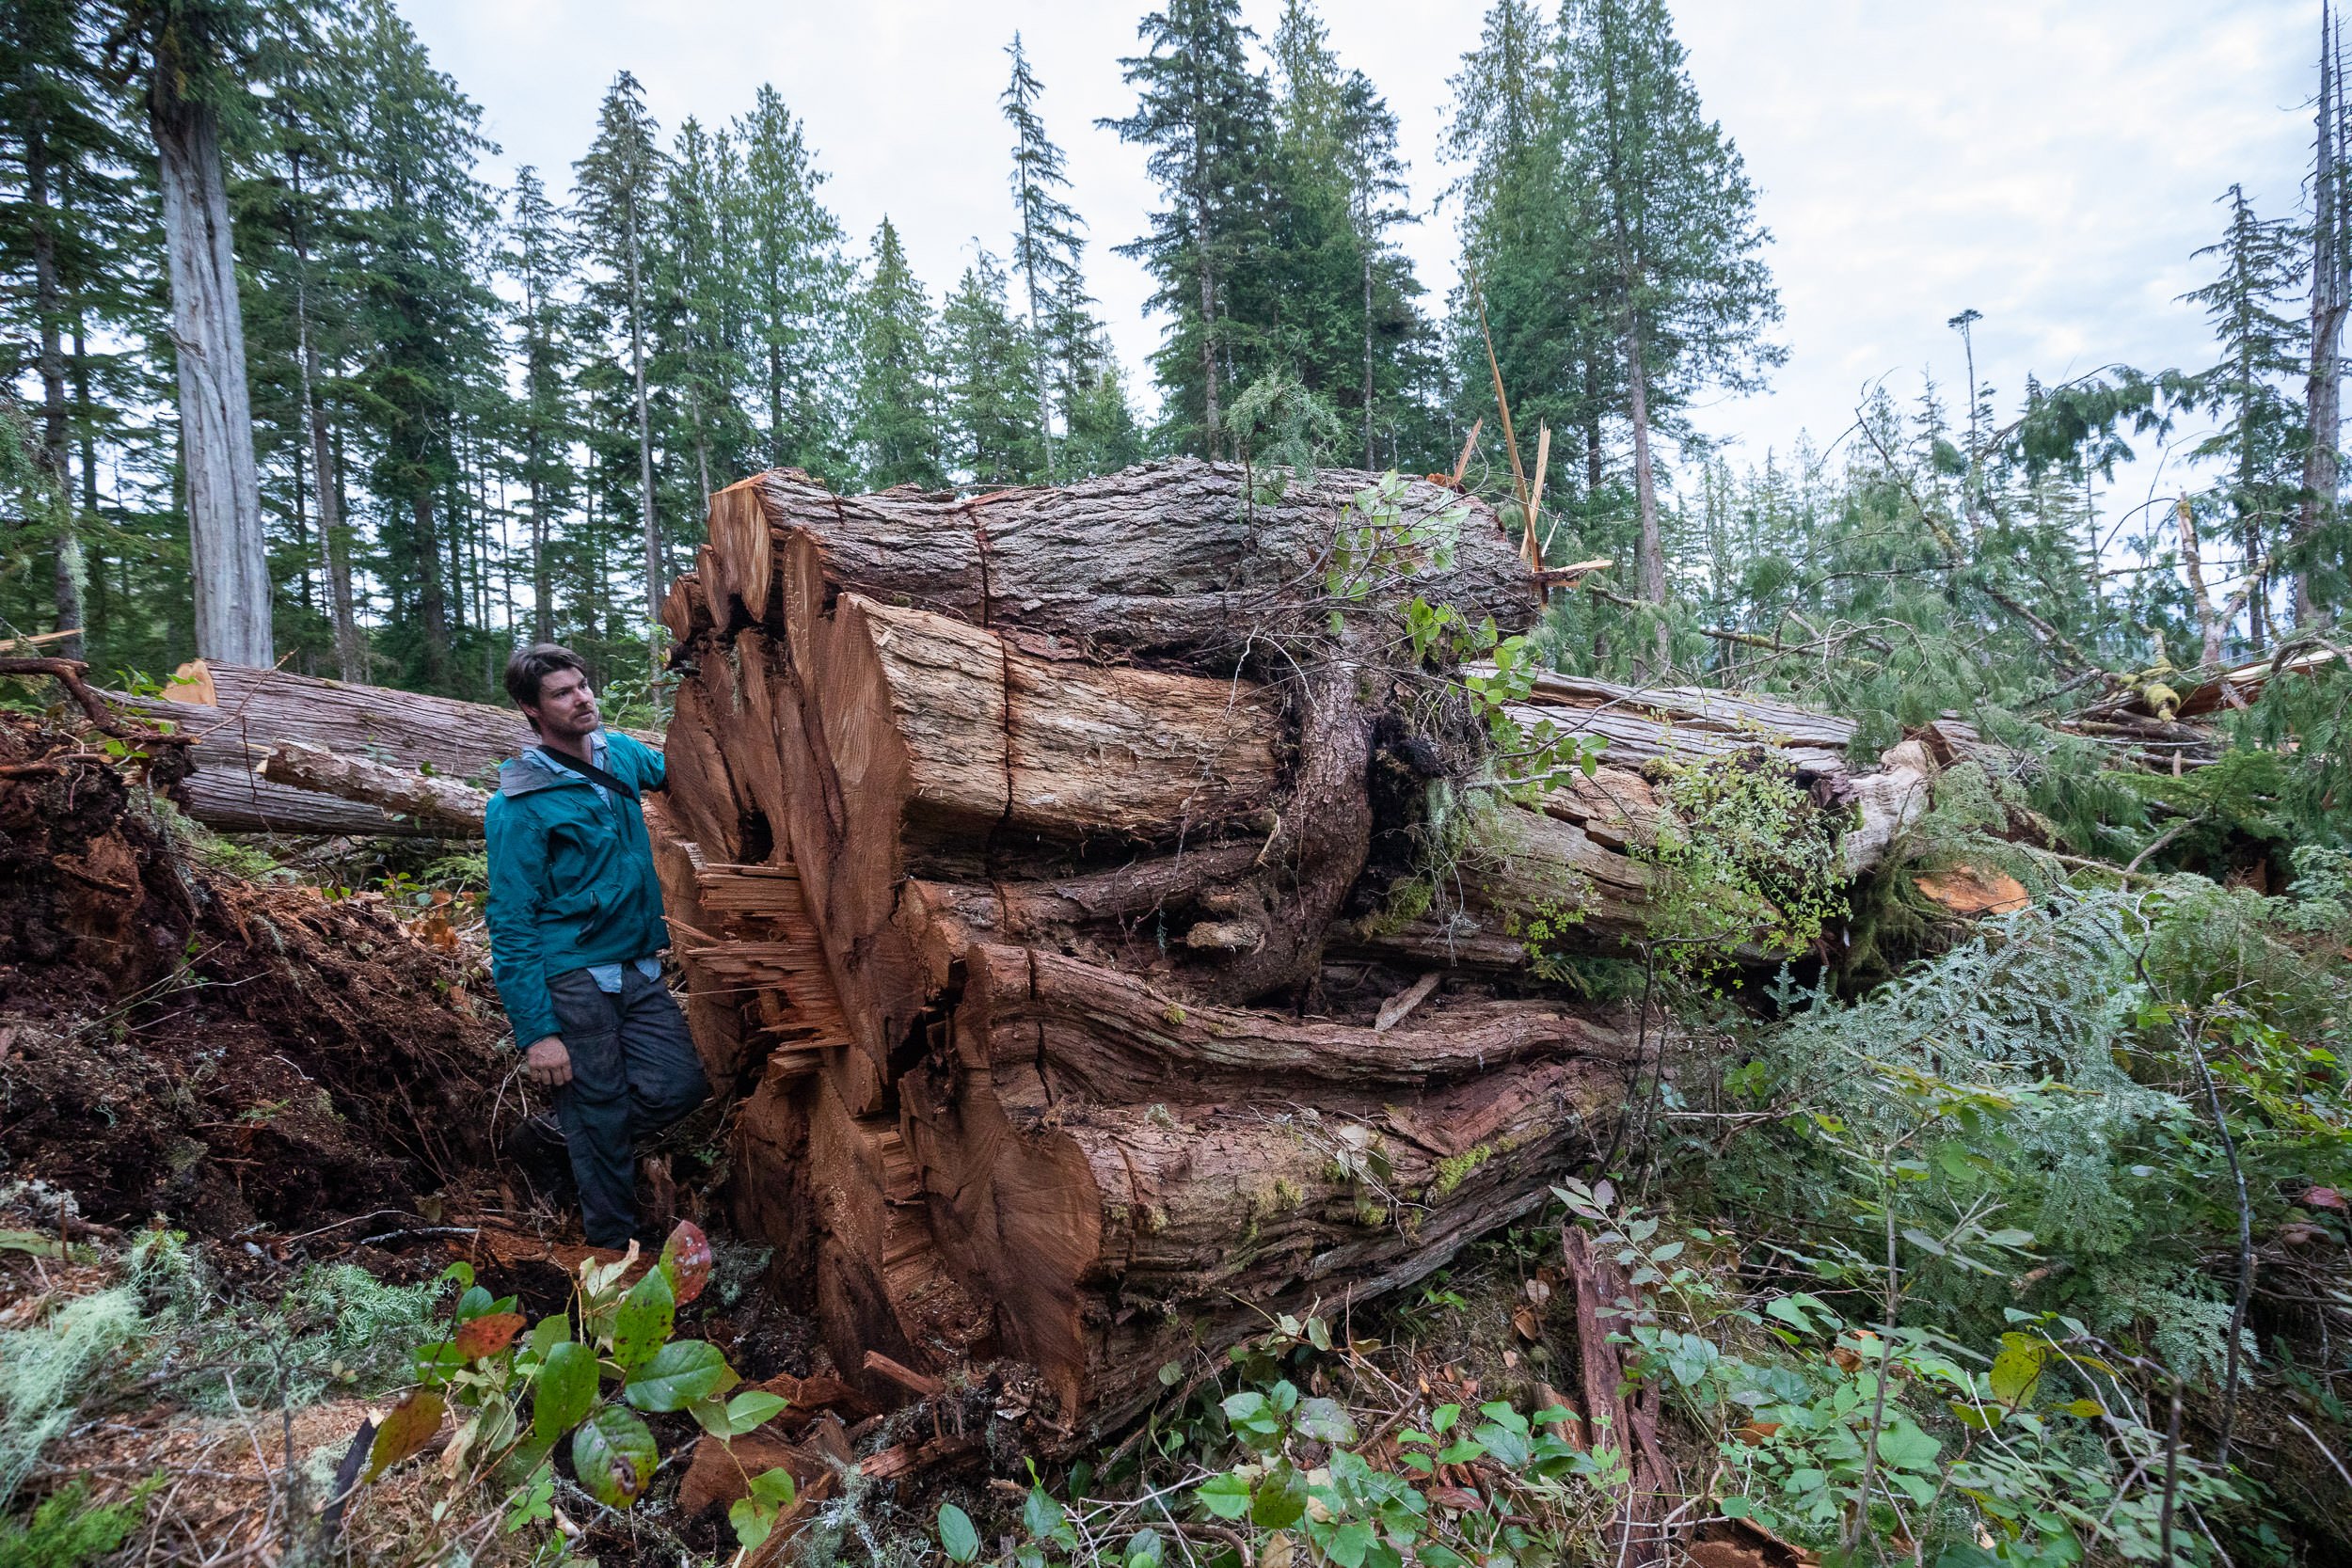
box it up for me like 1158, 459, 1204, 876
403, 0, 2317, 517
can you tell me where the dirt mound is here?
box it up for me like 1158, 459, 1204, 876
0, 715, 511, 1233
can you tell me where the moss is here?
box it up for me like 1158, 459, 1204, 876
1359, 875, 1435, 939
1160, 1003, 1187, 1027
1353, 1203, 1389, 1227
1273, 1177, 1305, 1210
1431, 1144, 1494, 1196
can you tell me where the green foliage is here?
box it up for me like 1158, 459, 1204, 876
1676, 873, 2350, 1558
1638, 752, 1846, 976
0, 1477, 158, 1568
938, 1311, 1601, 1568
363, 1220, 792, 1557
1553, 1180, 2241, 1563
2244, 659, 2352, 845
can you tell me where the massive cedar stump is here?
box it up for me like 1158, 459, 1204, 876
656, 460, 1772, 1433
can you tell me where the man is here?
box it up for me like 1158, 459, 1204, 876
486, 643, 708, 1248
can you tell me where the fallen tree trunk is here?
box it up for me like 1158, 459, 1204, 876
257, 740, 489, 832
705, 459, 1535, 668
656, 462, 1938, 1435
104, 661, 654, 837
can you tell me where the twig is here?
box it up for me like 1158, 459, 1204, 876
2123, 818, 2196, 877
352, 1225, 480, 1248
2287, 1412, 2352, 1491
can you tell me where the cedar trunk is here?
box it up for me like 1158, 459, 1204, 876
654, 461, 1922, 1436
151, 60, 272, 668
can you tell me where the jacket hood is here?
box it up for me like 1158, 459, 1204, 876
498, 747, 582, 799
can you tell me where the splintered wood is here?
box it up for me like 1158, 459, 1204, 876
652, 458, 1933, 1440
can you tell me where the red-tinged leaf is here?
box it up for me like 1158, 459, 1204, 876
454, 1311, 526, 1361
660, 1219, 714, 1305
2305, 1186, 2347, 1212
1427, 1487, 1486, 1513
364, 1390, 446, 1481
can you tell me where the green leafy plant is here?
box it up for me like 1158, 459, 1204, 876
359, 1220, 793, 1560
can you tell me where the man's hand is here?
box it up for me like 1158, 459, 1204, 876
525, 1036, 572, 1087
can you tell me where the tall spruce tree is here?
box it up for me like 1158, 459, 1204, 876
1103, 0, 1279, 457
1553, 0, 1782, 674
1001, 35, 1083, 480
504, 163, 575, 644
342, 0, 499, 691
733, 85, 850, 483
2181, 185, 2306, 655
1, 0, 128, 658
1447, 0, 1620, 514
660, 116, 755, 520
852, 217, 943, 489
575, 71, 665, 664
1270, 0, 1424, 467
940, 249, 1043, 485
2297, 6, 2350, 626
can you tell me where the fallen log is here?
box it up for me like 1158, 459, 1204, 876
703, 459, 1535, 667
256, 740, 490, 833
103, 661, 655, 837
655, 461, 1942, 1436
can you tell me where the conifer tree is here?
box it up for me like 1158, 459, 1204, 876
660, 116, 755, 518
1552, 0, 1783, 674
575, 71, 665, 661
119, 0, 274, 664
1047, 269, 1145, 478
940, 250, 1043, 485
852, 217, 944, 490
1446, 0, 1619, 510
342, 0, 499, 690
1103, 0, 1279, 456
733, 85, 850, 483
505, 164, 575, 644
1270, 0, 1423, 467
1, 0, 127, 658
2181, 185, 2306, 654
1001, 35, 1083, 480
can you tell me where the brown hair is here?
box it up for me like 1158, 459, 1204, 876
503, 643, 588, 728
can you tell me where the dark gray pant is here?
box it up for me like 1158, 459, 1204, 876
547, 966, 710, 1248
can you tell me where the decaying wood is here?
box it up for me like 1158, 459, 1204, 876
654, 462, 1958, 1438
1564, 1223, 1675, 1567
700, 459, 1535, 666
102, 660, 656, 838
256, 739, 489, 832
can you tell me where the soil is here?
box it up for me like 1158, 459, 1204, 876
0, 714, 513, 1234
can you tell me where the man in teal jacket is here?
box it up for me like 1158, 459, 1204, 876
486, 643, 707, 1247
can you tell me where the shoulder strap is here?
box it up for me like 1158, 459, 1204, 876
538, 746, 640, 801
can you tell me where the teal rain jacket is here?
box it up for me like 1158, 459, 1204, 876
484, 731, 668, 1049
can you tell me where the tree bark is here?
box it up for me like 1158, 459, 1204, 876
24, 109, 83, 660
287, 154, 364, 683
108, 661, 655, 836
2178, 497, 2223, 666
150, 44, 272, 667
703, 460, 1533, 668
654, 464, 1951, 1433
2301, 9, 2347, 627
628, 186, 660, 683
1624, 316, 1669, 678
257, 739, 490, 832
413, 495, 452, 686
